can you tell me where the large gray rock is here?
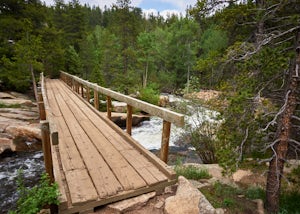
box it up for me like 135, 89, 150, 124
164, 176, 216, 214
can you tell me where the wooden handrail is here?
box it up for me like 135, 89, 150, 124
60, 71, 185, 127
40, 73, 59, 145
60, 71, 185, 163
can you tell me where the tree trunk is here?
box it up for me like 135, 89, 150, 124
143, 60, 148, 88
265, 32, 300, 213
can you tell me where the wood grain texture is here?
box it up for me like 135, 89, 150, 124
42, 77, 177, 213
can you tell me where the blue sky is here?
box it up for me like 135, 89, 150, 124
43, 0, 198, 17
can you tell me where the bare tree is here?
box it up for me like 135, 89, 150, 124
264, 31, 299, 213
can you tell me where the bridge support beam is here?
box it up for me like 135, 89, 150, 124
41, 120, 54, 183
126, 105, 133, 135
107, 96, 112, 120
160, 120, 171, 163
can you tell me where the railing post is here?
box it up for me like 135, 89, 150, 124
86, 87, 90, 103
126, 105, 133, 135
94, 89, 99, 110
75, 81, 79, 94
38, 93, 46, 120
160, 120, 171, 163
81, 84, 84, 98
41, 121, 54, 183
107, 96, 112, 120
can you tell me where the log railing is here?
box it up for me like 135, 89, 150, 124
60, 71, 185, 163
37, 73, 59, 183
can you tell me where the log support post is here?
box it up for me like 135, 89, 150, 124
126, 105, 133, 135
160, 120, 171, 163
81, 84, 84, 98
86, 87, 90, 103
107, 96, 112, 120
75, 81, 79, 94
41, 121, 54, 183
38, 93, 46, 120
94, 89, 99, 110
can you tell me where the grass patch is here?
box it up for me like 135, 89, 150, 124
174, 162, 211, 180
0, 102, 22, 108
279, 191, 300, 214
201, 181, 257, 213
246, 186, 265, 200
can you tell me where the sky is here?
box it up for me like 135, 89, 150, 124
42, 0, 198, 18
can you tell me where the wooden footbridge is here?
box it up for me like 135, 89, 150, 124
37, 72, 184, 213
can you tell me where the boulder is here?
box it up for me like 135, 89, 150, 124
232, 169, 252, 182
164, 176, 216, 214
0, 137, 13, 155
112, 101, 127, 113
107, 192, 156, 213
0, 116, 30, 133
0, 92, 16, 99
158, 95, 169, 107
0, 112, 38, 121
0, 99, 35, 107
109, 113, 150, 127
5, 124, 41, 140
11, 136, 28, 151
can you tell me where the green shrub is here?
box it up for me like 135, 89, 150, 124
279, 191, 300, 214
174, 161, 211, 180
246, 186, 265, 200
139, 84, 160, 105
9, 171, 60, 214
0, 102, 21, 108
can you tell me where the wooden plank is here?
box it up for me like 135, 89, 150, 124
48, 80, 101, 206
65, 169, 98, 205
58, 80, 173, 183
51, 145, 69, 211
60, 179, 177, 214
56, 81, 147, 191
46, 80, 86, 172
60, 78, 176, 179
52, 81, 132, 196
60, 71, 184, 127
40, 76, 59, 145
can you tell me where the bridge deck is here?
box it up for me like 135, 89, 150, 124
44, 79, 176, 213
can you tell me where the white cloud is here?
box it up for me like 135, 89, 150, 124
160, 9, 183, 18
160, 0, 197, 12
142, 9, 159, 18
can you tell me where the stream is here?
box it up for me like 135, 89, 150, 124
0, 151, 44, 213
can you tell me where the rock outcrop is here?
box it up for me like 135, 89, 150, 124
164, 176, 216, 214
0, 92, 41, 155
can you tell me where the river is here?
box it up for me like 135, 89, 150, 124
0, 151, 44, 213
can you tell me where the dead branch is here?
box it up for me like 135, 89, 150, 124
289, 139, 300, 146
262, 90, 291, 131
238, 127, 249, 162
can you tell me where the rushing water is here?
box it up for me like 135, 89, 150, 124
132, 94, 220, 150
0, 151, 45, 213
